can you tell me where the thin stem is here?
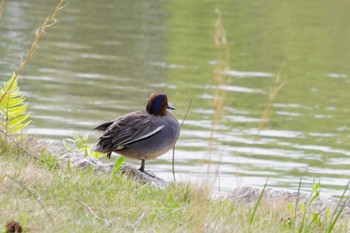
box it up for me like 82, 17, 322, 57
6, 174, 53, 224
172, 99, 192, 182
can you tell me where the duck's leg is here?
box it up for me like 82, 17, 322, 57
138, 160, 158, 178
107, 152, 111, 159
139, 159, 145, 172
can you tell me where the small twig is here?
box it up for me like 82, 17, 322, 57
0, 130, 59, 170
6, 174, 53, 224
0, 0, 66, 104
172, 99, 192, 182
81, 201, 110, 226
0, 128, 41, 161
132, 212, 145, 230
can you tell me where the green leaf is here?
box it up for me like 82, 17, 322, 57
0, 72, 31, 134
312, 212, 320, 224
287, 202, 294, 212
8, 113, 30, 127
20, 213, 27, 228
112, 156, 125, 174
324, 207, 331, 219
300, 203, 305, 214
6, 104, 29, 117
0, 175, 5, 183
7, 120, 31, 134
67, 158, 71, 172
87, 164, 94, 173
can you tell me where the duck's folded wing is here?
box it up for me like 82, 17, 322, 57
93, 121, 114, 131
99, 112, 164, 150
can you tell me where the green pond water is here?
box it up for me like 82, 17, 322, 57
1, 0, 350, 195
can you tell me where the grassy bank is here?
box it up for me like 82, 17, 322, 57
0, 141, 348, 233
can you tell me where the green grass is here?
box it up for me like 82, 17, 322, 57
0, 139, 349, 233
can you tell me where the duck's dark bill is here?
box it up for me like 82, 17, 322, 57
167, 104, 175, 110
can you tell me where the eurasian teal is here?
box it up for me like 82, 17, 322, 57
93, 93, 180, 172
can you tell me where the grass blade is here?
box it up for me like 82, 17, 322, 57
327, 181, 350, 233
248, 178, 268, 233
112, 156, 125, 174
293, 178, 302, 229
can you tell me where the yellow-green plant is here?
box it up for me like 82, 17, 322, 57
63, 132, 105, 158
0, 72, 31, 134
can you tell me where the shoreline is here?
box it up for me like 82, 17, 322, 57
29, 138, 350, 217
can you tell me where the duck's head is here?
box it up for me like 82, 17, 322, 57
146, 92, 175, 116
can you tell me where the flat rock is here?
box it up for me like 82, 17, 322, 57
23, 138, 167, 188
226, 186, 350, 216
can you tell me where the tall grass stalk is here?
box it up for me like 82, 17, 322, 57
0, 0, 4, 19
293, 178, 302, 229
257, 74, 284, 135
327, 181, 350, 233
207, 9, 230, 175
172, 99, 192, 182
0, 0, 66, 104
248, 179, 268, 233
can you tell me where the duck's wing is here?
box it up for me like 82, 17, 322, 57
93, 121, 114, 131
95, 111, 164, 152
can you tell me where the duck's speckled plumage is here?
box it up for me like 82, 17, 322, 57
93, 93, 180, 172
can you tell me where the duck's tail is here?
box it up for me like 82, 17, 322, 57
93, 121, 113, 131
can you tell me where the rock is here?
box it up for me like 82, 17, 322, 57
23, 138, 167, 188
226, 186, 350, 216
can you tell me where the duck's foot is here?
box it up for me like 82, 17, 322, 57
140, 170, 159, 179
138, 159, 159, 179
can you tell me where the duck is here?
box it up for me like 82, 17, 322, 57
93, 92, 180, 172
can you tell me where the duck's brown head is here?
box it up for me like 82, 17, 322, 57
146, 92, 175, 116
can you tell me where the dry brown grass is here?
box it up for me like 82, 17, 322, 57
257, 74, 284, 135
0, 0, 66, 104
206, 9, 231, 176
0, 0, 4, 20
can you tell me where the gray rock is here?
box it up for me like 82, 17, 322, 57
23, 138, 167, 188
226, 186, 350, 216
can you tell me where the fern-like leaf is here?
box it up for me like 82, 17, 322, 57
0, 72, 31, 134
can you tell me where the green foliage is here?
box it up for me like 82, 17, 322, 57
41, 154, 58, 171
63, 132, 103, 158
283, 178, 350, 232
112, 156, 125, 175
327, 181, 350, 233
0, 72, 31, 134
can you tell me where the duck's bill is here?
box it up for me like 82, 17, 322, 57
167, 104, 175, 110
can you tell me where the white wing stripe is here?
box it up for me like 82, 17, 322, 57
125, 125, 164, 144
